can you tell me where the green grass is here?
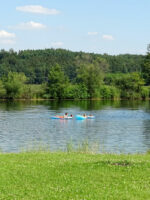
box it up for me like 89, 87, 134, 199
0, 152, 150, 199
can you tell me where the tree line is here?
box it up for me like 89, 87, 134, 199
0, 47, 149, 100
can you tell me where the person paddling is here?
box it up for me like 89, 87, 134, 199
83, 114, 87, 118
64, 113, 68, 118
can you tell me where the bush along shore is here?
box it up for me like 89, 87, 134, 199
0, 71, 150, 100
0, 48, 150, 100
0, 151, 150, 199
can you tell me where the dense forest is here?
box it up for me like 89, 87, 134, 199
0, 48, 144, 84
0, 48, 149, 100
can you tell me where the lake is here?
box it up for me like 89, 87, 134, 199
0, 100, 150, 153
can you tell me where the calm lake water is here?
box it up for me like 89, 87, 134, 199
0, 100, 150, 153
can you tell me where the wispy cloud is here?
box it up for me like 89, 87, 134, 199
0, 39, 16, 45
0, 30, 16, 45
102, 34, 114, 40
16, 21, 46, 30
0, 30, 15, 38
16, 5, 60, 15
51, 42, 63, 48
88, 32, 98, 36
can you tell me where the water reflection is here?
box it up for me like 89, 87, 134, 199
0, 99, 150, 111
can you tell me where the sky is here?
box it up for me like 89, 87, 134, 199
0, 0, 149, 55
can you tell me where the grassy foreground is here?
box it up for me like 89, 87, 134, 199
0, 152, 150, 200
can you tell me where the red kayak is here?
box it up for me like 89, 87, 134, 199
51, 116, 72, 119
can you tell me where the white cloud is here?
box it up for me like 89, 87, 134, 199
51, 42, 63, 48
88, 32, 98, 36
0, 30, 15, 38
102, 34, 114, 40
0, 39, 15, 45
16, 5, 60, 15
17, 21, 46, 30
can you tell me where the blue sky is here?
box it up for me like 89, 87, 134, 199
0, 0, 149, 54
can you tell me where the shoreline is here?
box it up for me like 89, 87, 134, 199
0, 98, 150, 101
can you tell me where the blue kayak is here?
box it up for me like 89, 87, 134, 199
76, 115, 95, 120
76, 115, 87, 120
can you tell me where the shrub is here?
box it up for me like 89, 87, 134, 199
141, 86, 150, 99
22, 84, 46, 99
3, 72, 27, 99
100, 85, 120, 99
64, 84, 88, 99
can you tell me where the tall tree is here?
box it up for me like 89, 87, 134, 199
47, 64, 68, 98
77, 63, 104, 98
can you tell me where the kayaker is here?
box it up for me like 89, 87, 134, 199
64, 113, 68, 118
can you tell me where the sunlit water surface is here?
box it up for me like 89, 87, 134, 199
0, 100, 150, 153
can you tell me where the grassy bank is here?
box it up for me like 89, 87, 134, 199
0, 152, 150, 199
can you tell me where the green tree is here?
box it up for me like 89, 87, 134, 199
0, 48, 144, 84
93, 57, 109, 73
63, 83, 88, 99
0, 80, 6, 98
77, 63, 104, 98
115, 73, 144, 98
47, 64, 68, 99
3, 72, 27, 99
142, 45, 150, 85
